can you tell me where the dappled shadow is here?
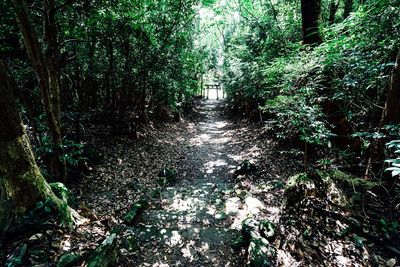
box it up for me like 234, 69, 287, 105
128, 100, 269, 266
74, 99, 301, 266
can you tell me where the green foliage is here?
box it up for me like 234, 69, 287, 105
124, 199, 148, 225
352, 233, 366, 250
263, 93, 331, 145
5, 244, 27, 267
122, 235, 139, 253
49, 182, 77, 207
385, 140, 400, 178
157, 168, 177, 186
23, 199, 56, 223
56, 252, 81, 267
222, 0, 400, 152
231, 235, 247, 250
379, 218, 399, 237
34, 134, 86, 176
60, 139, 85, 169
36, 135, 80, 163
259, 220, 276, 240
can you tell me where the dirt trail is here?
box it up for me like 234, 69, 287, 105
132, 100, 261, 266
75, 99, 298, 266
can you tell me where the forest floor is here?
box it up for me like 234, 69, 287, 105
73, 99, 301, 266
1, 99, 396, 266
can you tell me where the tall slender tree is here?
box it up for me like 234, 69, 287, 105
343, 0, 353, 18
12, 0, 66, 181
381, 50, 400, 125
301, 0, 322, 45
328, 0, 339, 24
0, 60, 82, 233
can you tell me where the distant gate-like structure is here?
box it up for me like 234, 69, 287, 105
203, 83, 224, 99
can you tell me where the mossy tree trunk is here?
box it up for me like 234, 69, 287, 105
12, 0, 67, 182
0, 60, 78, 233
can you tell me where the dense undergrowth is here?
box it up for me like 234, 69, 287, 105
217, 1, 400, 263
223, 0, 400, 175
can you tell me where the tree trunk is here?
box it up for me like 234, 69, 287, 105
0, 60, 79, 233
301, 0, 322, 45
105, 41, 114, 108
12, 0, 66, 182
328, 0, 338, 24
381, 50, 400, 125
343, 0, 353, 18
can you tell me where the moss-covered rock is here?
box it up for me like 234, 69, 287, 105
286, 172, 313, 188
124, 199, 148, 225
84, 233, 118, 267
57, 252, 81, 267
248, 237, 275, 267
318, 170, 378, 191
284, 171, 327, 209
5, 243, 28, 267
234, 160, 257, 176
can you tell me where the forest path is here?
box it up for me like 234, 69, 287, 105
131, 100, 262, 266
76, 99, 296, 266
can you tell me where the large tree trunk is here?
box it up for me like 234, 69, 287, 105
301, 0, 322, 45
381, 50, 400, 125
13, 0, 66, 182
0, 60, 81, 233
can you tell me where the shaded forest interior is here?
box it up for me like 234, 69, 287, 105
1, 0, 400, 266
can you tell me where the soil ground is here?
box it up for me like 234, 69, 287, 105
74, 99, 301, 266
73, 100, 295, 266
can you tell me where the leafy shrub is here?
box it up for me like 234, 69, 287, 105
34, 135, 86, 175
224, 0, 400, 156
22, 199, 56, 224
385, 140, 400, 178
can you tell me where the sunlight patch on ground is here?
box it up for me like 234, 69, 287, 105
207, 205, 216, 216
227, 145, 261, 162
227, 154, 244, 162
245, 196, 264, 214
322, 239, 361, 265
211, 137, 232, 144
213, 121, 229, 128
228, 195, 265, 230
276, 249, 300, 267
189, 133, 231, 146
204, 159, 228, 174
160, 229, 182, 246
168, 196, 205, 212
265, 206, 280, 221
188, 120, 233, 146
151, 262, 170, 267
181, 240, 197, 261
225, 197, 241, 214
